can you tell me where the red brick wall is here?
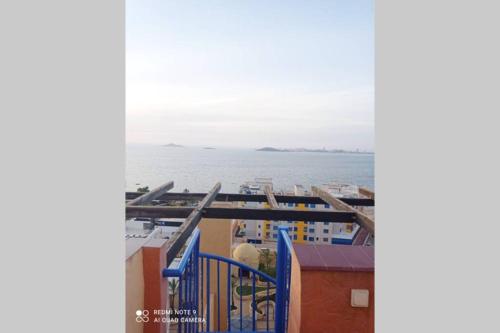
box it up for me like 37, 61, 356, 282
292, 269, 374, 333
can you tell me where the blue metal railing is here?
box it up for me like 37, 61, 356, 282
163, 228, 201, 333
275, 226, 294, 333
199, 252, 276, 332
163, 227, 293, 333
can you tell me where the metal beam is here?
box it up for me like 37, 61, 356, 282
126, 206, 357, 222
165, 182, 221, 266
125, 192, 374, 206
264, 185, 279, 208
312, 186, 375, 235
204, 207, 356, 222
126, 181, 174, 206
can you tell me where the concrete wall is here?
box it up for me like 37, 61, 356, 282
126, 249, 144, 333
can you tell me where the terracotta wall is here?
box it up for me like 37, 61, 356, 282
291, 269, 374, 333
288, 252, 302, 333
142, 238, 170, 333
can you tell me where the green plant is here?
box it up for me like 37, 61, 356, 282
259, 249, 275, 270
168, 279, 179, 310
230, 277, 238, 310
236, 285, 268, 296
259, 266, 277, 279
137, 186, 150, 193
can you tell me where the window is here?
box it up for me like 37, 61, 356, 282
258, 225, 261, 229
303, 235, 307, 241
273, 226, 278, 230
310, 204, 316, 208
305, 203, 309, 208
266, 232, 270, 237
316, 237, 319, 241
266, 224, 270, 229
308, 237, 314, 241
303, 227, 307, 232
293, 235, 297, 240
309, 228, 315, 233
323, 229, 329, 234
323, 238, 328, 242
243, 223, 246, 228
293, 227, 298, 231
273, 234, 277, 239
258, 233, 261, 237
308, 221, 315, 225
325, 204, 330, 209
288, 202, 293, 207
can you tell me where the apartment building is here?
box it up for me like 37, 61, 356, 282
239, 179, 363, 245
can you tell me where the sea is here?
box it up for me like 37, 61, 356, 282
126, 144, 374, 193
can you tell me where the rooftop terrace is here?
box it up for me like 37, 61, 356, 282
125, 180, 375, 333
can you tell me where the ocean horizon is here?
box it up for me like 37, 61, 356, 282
126, 143, 374, 193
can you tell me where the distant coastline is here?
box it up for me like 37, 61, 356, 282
162, 143, 184, 148
256, 147, 372, 154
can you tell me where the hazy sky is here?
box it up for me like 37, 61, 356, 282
126, 0, 374, 150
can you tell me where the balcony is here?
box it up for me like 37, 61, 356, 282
126, 181, 374, 333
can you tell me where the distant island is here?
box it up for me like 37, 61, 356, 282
163, 143, 184, 148
256, 147, 372, 154
203, 147, 216, 150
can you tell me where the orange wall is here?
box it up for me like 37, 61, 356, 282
291, 269, 374, 333
288, 253, 302, 333
198, 201, 233, 331
141, 238, 170, 333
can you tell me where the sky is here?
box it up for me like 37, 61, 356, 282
126, 0, 374, 151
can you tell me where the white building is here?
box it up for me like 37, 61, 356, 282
238, 179, 367, 245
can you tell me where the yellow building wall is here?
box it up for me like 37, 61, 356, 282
263, 202, 270, 240
294, 203, 306, 244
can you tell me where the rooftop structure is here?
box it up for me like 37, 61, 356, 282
237, 178, 373, 246
125, 180, 375, 333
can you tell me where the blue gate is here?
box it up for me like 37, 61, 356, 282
163, 226, 293, 333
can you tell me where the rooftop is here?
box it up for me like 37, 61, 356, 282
294, 244, 374, 272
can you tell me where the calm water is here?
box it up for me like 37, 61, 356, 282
126, 144, 374, 193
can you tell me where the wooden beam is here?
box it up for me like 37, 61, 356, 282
312, 186, 375, 235
165, 182, 221, 266
359, 187, 375, 200
126, 181, 174, 206
126, 206, 357, 222
264, 185, 279, 208
206, 207, 355, 222
125, 192, 375, 206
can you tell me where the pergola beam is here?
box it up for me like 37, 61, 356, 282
264, 185, 279, 208
165, 182, 221, 266
125, 192, 374, 206
126, 181, 174, 206
312, 186, 375, 235
126, 206, 357, 222
359, 187, 375, 200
